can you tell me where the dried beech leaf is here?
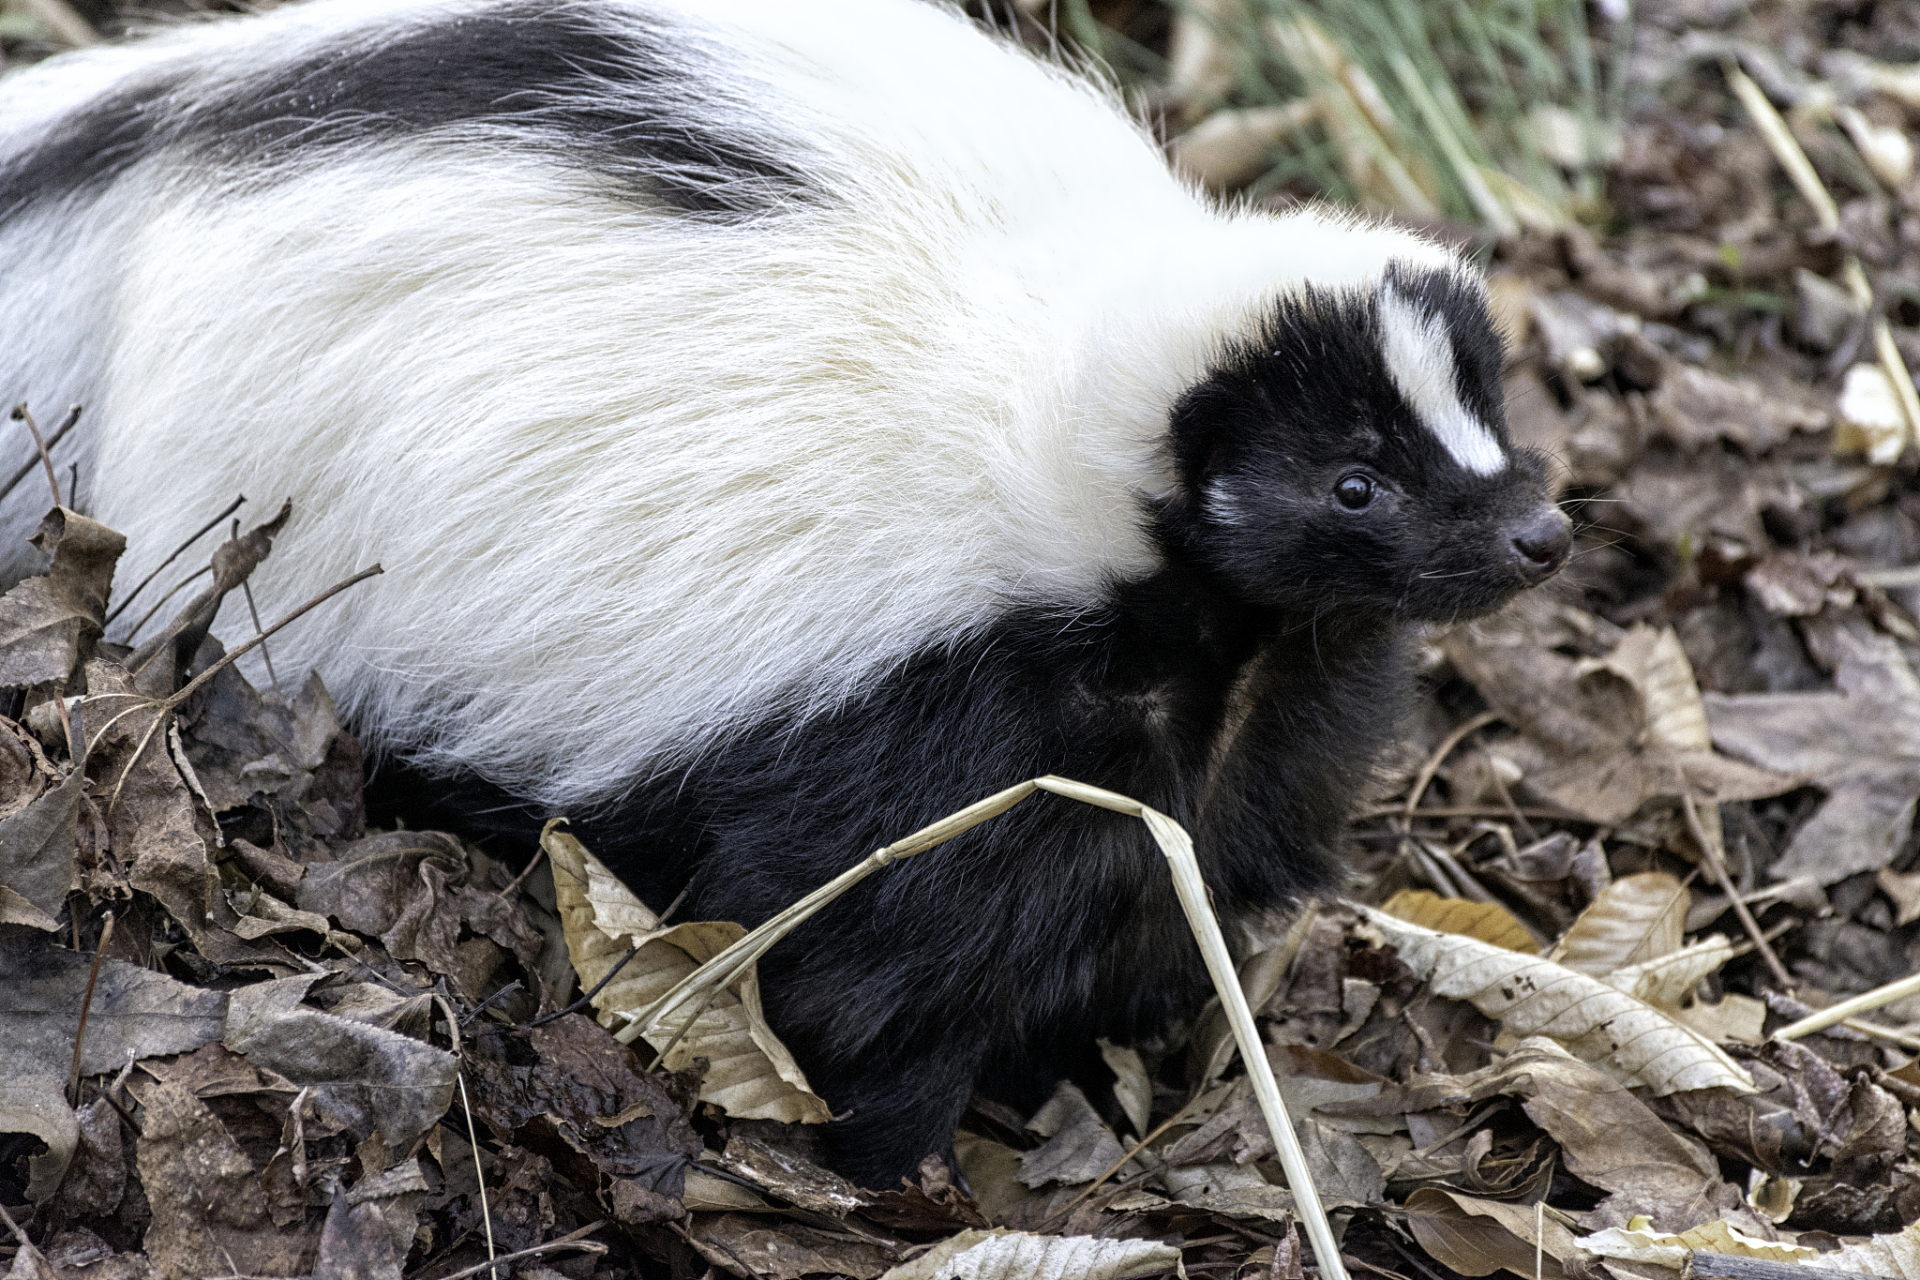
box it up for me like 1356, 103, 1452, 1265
1358, 905, 1754, 1094
1606, 936, 1735, 1010
1382, 889, 1538, 952
877, 1228, 1180, 1280
1550, 872, 1687, 975
1578, 1216, 1819, 1269
544, 822, 832, 1124
1492, 1039, 1751, 1231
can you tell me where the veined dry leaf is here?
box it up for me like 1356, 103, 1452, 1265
543, 821, 832, 1124
877, 1228, 1180, 1280
1381, 890, 1537, 952
1606, 936, 1735, 1010
1578, 1216, 1818, 1269
1358, 905, 1753, 1095
1406, 1187, 1580, 1279
1550, 872, 1688, 975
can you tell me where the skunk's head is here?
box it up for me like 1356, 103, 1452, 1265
1163, 264, 1569, 622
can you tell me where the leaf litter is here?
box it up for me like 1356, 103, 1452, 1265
9, 0, 1920, 1276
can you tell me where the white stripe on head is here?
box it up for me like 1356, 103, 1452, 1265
1378, 287, 1506, 476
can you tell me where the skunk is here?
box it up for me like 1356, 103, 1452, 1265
0, 0, 1570, 1185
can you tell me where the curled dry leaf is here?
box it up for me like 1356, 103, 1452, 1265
543, 820, 832, 1124
1381, 889, 1538, 952
0, 507, 124, 689
1358, 905, 1754, 1095
876, 1228, 1181, 1280
1549, 872, 1688, 975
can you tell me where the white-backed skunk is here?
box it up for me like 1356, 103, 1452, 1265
0, 0, 1571, 1185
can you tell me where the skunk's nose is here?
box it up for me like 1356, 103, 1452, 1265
1505, 506, 1572, 585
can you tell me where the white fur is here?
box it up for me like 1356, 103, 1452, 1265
1379, 288, 1506, 476
0, 0, 1468, 807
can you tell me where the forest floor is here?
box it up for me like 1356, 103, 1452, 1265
5, 0, 1920, 1278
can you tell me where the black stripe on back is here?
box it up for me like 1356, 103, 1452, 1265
0, 2, 813, 221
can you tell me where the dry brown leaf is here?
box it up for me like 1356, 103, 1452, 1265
1406, 1187, 1581, 1279
877, 1228, 1180, 1280
222, 976, 456, 1151
130, 1076, 315, 1280
1448, 621, 1798, 824
1018, 1081, 1133, 1188
1358, 905, 1754, 1095
0, 765, 86, 925
1382, 889, 1537, 952
1550, 872, 1688, 975
543, 821, 832, 1124
1097, 1039, 1152, 1139
0, 507, 124, 690
1674, 993, 1768, 1046
685, 1213, 893, 1279
1706, 624, 1920, 885
1492, 1039, 1752, 1231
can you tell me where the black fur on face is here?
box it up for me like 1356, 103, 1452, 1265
1160, 265, 1568, 622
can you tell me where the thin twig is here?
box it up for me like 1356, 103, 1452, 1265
105, 494, 245, 626
1681, 793, 1793, 990
460, 981, 522, 1029
530, 946, 642, 1027
126, 564, 213, 641
166, 565, 382, 710
495, 845, 548, 903
1402, 711, 1501, 823
232, 515, 280, 691
1776, 972, 1920, 1041
67, 911, 116, 1106
656, 884, 693, 925
0, 1189, 28, 1244
11, 403, 64, 508
425, 1222, 609, 1280
0, 404, 79, 508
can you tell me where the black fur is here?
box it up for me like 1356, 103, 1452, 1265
373, 268, 1566, 1189
0, 3, 809, 220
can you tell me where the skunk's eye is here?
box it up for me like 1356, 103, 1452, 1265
1333, 473, 1375, 510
